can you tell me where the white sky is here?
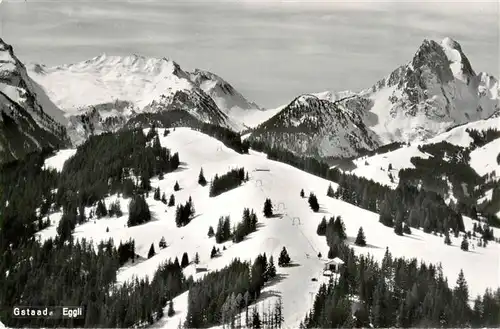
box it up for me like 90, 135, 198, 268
0, 0, 498, 108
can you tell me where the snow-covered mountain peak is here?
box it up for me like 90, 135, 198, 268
61, 53, 188, 79
440, 37, 476, 82
312, 90, 357, 102
0, 38, 18, 67
27, 52, 259, 142
411, 38, 455, 85
189, 68, 261, 115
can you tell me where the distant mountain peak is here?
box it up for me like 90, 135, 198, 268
0, 38, 69, 162
439, 37, 476, 82
189, 68, 261, 116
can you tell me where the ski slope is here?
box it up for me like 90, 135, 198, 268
347, 116, 500, 188
470, 138, 500, 178
38, 127, 500, 328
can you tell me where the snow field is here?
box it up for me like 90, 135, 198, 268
38, 127, 500, 329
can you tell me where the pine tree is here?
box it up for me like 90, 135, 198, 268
300, 189, 305, 198
454, 269, 470, 324
308, 193, 320, 212
168, 300, 175, 317
198, 168, 207, 186
168, 194, 175, 206
355, 226, 366, 246
444, 232, 452, 245
161, 193, 167, 204
210, 246, 217, 258
327, 184, 335, 197
194, 252, 200, 264
394, 220, 403, 236
181, 252, 189, 268
316, 217, 327, 236
147, 243, 156, 259
127, 195, 151, 227
327, 245, 337, 259
403, 223, 412, 234
267, 255, 277, 279
208, 226, 215, 238
159, 236, 167, 249
379, 199, 393, 227
154, 187, 161, 200
461, 235, 469, 251
96, 200, 108, 218
109, 200, 122, 217
252, 307, 261, 329
187, 196, 195, 217
174, 181, 180, 191
263, 198, 273, 218
278, 247, 291, 267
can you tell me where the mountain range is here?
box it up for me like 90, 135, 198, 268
2, 34, 500, 329
0, 36, 498, 162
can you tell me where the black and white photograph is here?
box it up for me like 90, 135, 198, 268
0, 0, 499, 327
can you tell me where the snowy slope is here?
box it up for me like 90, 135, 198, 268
349, 145, 430, 188
347, 115, 500, 188
38, 128, 500, 329
42, 149, 77, 172
470, 138, 500, 178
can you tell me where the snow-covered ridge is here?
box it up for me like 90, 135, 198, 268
0, 38, 70, 162
347, 115, 500, 189
27, 51, 277, 140
29, 53, 193, 111
38, 127, 500, 329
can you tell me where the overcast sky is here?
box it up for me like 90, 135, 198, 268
1, 0, 498, 108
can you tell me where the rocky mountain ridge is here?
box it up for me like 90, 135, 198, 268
0, 38, 70, 163
249, 37, 499, 158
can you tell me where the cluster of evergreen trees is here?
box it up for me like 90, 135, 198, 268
186, 253, 278, 328
117, 238, 136, 265
56, 127, 179, 209
215, 216, 232, 243
0, 150, 59, 249
127, 194, 151, 227
300, 244, 500, 328
0, 126, 197, 327
0, 236, 192, 327
197, 123, 250, 154
248, 140, 471, 234
263, 198, 274, 217
233, 208, 259, 243
175, 197, 195, 227
308, 192, 320, 212
209, 167, 249, 197
466, 127, 500, 148
213, 208, 259, 244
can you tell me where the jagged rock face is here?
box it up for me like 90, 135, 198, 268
253, 37, 498, 158
250, 95, 380, 158
360, 38, 499, 143
189, 69, 261, 114
0, 39, 70, 163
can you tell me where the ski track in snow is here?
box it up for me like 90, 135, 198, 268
38, 127, 500, 329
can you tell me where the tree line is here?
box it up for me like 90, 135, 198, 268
300, 242, 500, 328
186, 253, 279, 328
209, 167, 249, 197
